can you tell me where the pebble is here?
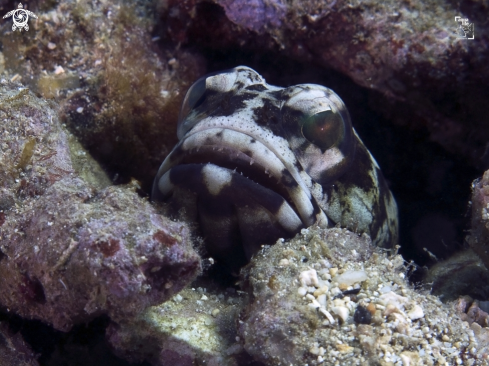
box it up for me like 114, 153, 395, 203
279, 258, 289, 266
211, 309, 220, 317
353, 305, 372, 324
331, 306, 349, 322
407, 304, 424, 320
173, 294, 183, 303
299, 269, 319, 287
333, 270, 367, 286
54, 65, 65, 75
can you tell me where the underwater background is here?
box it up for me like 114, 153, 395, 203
0, 0, 488, 365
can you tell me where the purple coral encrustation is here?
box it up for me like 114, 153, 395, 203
217, 0, 287, 32
0, 82, 201, 332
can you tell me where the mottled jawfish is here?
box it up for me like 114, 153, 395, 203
152, 66, 398, 271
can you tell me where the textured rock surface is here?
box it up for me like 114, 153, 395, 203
468, 170, 489, 271
0, 0, 204, 191
425, 249, 489, 302
107, 286, 247, 366
0, 83, 200, 332
106, 226, 489, 365
0, 322, 40, 366
239, 226, 489, 365
160, 0, 489, 168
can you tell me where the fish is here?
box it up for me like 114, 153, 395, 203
152, 66, 398, 272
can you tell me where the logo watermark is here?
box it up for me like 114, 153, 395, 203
455, 16, 474, 40
3, 3, 37, 32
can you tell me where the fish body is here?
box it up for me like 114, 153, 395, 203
153, 66, 398, 271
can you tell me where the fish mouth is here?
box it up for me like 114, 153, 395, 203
153, 127, 326, 228
152, 128, 328, 270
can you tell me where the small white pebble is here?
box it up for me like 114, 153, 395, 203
308, 300, 320, 309
332, 306, 349, 322
317, 294, 327, 307
300, 269, 319, 287
306, 294, 316, 301
279, 258, 289, 266
76, 107, 84, 113
211, 309, 220, 317
54, 65, 64, 75
334, 271, 368, 286
297, 287, 307, 296
47, 42, 56, 50
407, 304, 424, 320
173, 294, 183, 303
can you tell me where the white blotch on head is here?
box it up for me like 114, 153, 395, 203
303, 146, 345, 182
202, 164, 233, 195
286, 89, 333, 116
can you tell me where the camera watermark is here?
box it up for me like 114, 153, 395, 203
455, 16, 474, 40
3, 3, 38, 32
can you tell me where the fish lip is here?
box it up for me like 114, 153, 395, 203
157, 141, 299, 216
153, 127, 327, 228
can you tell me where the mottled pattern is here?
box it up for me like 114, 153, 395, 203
153, 66, 398, 271
217, 0, 287, 32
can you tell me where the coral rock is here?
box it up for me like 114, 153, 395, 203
239, 226, 485, 365
106, 287, 246, 366
0, 83, 200, 331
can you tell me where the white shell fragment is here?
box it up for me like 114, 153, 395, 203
333, 270, 367, 286
379, 291, 409, 309
318, 307, 335, 324
407, 304, 424, 320
331, 306, 349, 322
299, 268, 319, 287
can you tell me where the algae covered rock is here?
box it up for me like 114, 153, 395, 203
105, 225, 489, 365
239, 226, 487, 365
0, 82, 200, 331
106, 286, 247, 366
0, 0, 204, 192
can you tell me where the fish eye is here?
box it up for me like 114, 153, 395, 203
301, 109, 344, 151
178, 76, 208, 127
281, 85, 355, 185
